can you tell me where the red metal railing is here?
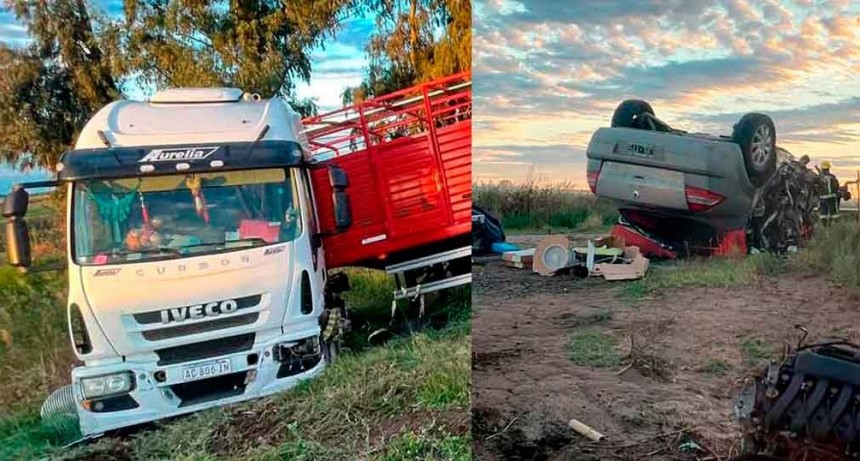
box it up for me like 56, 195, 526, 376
302, 72, 472, 160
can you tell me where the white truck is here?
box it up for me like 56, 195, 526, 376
3, 75, 472, 439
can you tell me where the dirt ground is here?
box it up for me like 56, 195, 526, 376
471, 241, 859, 460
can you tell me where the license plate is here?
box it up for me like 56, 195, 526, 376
625, 141, 656, 157
181, 359, 231, 382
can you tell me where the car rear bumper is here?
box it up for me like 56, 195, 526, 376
72, 328, 324, 437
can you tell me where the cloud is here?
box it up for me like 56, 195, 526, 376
474, 0, 860, 184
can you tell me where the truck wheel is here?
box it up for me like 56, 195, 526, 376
611, 99, 654, 129
732, 113, 776, 186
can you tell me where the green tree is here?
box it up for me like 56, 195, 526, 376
0, 0, 118, 169
108, 0, 352, 116
0, 0, 352, 169
343, 0, 470, 105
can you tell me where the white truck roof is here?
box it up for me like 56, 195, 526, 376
74, 88, 311, 155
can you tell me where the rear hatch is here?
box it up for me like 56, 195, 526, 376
586, 127, 756, 227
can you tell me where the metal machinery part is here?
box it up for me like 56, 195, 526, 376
749, 159, 822, 253
734, 339, 860, 461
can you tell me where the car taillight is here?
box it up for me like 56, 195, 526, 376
685, 185, 724, 212
587, 164, 601, 194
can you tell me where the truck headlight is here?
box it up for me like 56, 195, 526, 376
80, 372, 135, 399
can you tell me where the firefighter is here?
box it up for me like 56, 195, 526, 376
817, 160, 841, 225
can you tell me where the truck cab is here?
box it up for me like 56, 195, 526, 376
3, 88, 352, 437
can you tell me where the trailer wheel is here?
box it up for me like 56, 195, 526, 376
611, 99, 655, 129
733, 113, 776, 186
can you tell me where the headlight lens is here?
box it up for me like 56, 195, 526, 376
80, 372, 134, 399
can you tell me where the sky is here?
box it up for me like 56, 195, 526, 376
0, 3, 375, 193
473, 0, 860, 187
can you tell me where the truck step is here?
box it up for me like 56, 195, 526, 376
392, 273, 472, 300
384, 246, 471, 274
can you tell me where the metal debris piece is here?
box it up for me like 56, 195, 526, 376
734, 337, 860, 460
749, 157, 822, 253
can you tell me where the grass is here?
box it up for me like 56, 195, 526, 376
739, 336, 775, 366
793, 220, 860, 289
566, 330, 623, 368
0, 260, 471, 460
618, 220, 860, 301
474, 181, 618, 232
620, 253, 785, 300
699, 359, 731, 375
373, 428, 471, 461
47, 325, 470, 461
0, 267, 72, 416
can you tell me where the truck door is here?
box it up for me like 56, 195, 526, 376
301, 170, 326, 296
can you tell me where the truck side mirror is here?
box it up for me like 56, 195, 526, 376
3, 187, 29, 218
3, 186, 32, 268
329, 166, 352, 232
5, 219, 32, 268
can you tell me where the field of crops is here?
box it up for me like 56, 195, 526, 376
473, 182, 618, 233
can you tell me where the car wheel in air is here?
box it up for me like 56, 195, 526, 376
732, 113, 776, 186
611, 99, 655, 129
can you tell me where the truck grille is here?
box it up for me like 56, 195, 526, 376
142, 313, 259, 341
156, 333, 255, 366
132, 294, 262, 341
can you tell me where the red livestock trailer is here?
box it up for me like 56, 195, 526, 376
306, 72, 471, 300
307, 72, 471, 271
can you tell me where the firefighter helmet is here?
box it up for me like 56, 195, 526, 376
821, 160, 832, 170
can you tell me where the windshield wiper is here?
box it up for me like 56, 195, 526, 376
114, 247, 182, 257
179, 237, 270, 252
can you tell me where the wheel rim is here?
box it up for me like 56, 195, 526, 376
750, 124, 773, 169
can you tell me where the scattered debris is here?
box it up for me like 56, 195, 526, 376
472, 206, 508, 255
593, 246, 649, 281
533, 235, 577, 275
501, 248, 535, 269
530, 234, 650, 280
568, 418, 605, 442
735, 334, 860, 460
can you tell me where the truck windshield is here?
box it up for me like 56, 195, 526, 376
72, 168, 302, 265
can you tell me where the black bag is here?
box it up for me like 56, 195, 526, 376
472, 206, 505, 255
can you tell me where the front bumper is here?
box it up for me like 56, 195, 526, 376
72, 329, 325, 437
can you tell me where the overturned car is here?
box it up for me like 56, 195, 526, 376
586, 100, 826, 257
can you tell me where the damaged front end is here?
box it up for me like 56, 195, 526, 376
734, 339, 860, 461
748, 155, 822, 254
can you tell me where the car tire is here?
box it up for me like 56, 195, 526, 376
611, 99, 655, 129
732, 113, 776, 186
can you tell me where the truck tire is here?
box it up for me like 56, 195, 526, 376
732, 113, 776, 186
611, 99, 654, 129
